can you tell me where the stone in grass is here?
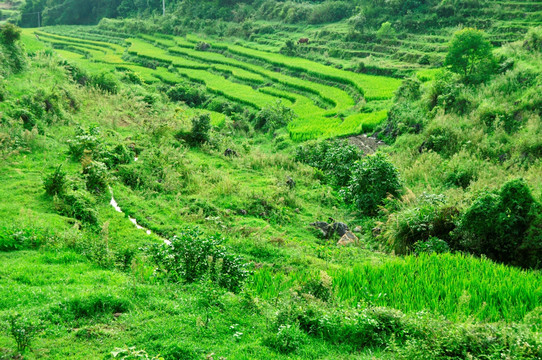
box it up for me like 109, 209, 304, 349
337, 231, 358, 246
331, 222, 349, 237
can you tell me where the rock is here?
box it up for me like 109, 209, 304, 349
331, 222, 349, 237
337, 231, 358, 246
353, 226, 362, 233
239, 209, 248, 215
224, 148, 238, 157
310, 221, 331, 238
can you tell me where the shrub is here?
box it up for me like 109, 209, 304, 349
343, 152, 401, 215
264, 323, 307, 354
0, 23, 21, 45
457, 178, 539, 266
176, 113, 211, 147
54, 294, 130, 321
67, 126, 101, 161
83, 161, 109, 194
55, 189, 99, 226
5, 313, 39, 354
524, 27, 542, 52
253, 101, 295, 133
149, 227, 249, 292
0, 226, 47, 251
295, 139, 362, 187
383, 193, 459, 254
90, 72, 119, 94
444, 151, 480, 188
413, 237, 450, 255
166, 84, 207, 107
43, 165, 67, 196
308, 1, 354, 24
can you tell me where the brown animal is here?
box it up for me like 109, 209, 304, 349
298, 38, 309, 44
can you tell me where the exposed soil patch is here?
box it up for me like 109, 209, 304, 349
348, 134, 386, 155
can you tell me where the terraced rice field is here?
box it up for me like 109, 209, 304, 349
23, 26, 401, 140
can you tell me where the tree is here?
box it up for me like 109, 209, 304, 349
445, 28, 495, 82
0, 23, 21, 45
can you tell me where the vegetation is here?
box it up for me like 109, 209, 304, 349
1, 1, 542, 358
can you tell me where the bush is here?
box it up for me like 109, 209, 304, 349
264, 323, 307, 354
308, 1, 354, 24
176, 113, 211, 147
524, 27, 542, 52
83, 161, 109, 194
67, 126, 101, 161
413, 237, 450, 255
344, 152, 401, 215
149, 227, 249, 292
5, 313, 39, 354
457, 178, 539, 266
166, 84, 207, 107
90, 72, 119, 94
55, 189, 99, 226
253, 101, 295, 133
50, 294, 130, 322
0, 23, 21, 45
43, 165, 67, 196
295, 139, 362, 187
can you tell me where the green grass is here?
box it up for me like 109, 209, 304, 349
29, 27, 400, 140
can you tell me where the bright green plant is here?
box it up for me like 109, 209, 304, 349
83, 161, 109, 194
445, 28, 496, 83
5, 313, 40, 354
43, 165, 67, 196
253, 101, 295, 133
343, 152, 401, 215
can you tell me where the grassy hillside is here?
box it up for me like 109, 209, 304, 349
1, 6, 542, 360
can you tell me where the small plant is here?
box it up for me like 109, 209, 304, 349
43, 165, 67, 196
5, 313, 40, 354
149, 227, 250, 292
110, 347, 163, 360
253, 101, 295, 133
343, 152, 401, 215
413, 237, 450, 255
264, 323, 306, 354
176, 114, 211, 147
83, 161, 109, 194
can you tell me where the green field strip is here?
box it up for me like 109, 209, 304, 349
167, 41, 353, 111
126, 38, 210, 70
186, 35, 401, 101
36, 30, 125, 53
35, 35, 109, 54
212, 64, 265, 83
259, 86, 325, 117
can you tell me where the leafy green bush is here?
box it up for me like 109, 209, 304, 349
444, 151, 480, 188
0, 226, 47, 252
413, 237, 450, 255
308, 1, 354, 24
149, 227, 249, 292
457, 178, 539, 266
43, 165, 67, 196
0, 23, 21, 45
90, 72, 119, 94
83, 161, 109, 194
55, 189, 99, 226
295, 139, 362, 187
343, 152, 401, 215
383, 194, 458, 254
264, 323, 307, 354
176, 114, 211, 147
67, 126, 101, 161
5, 313, 40, 354
524, 26, 542, 52
166, 84, 207, 107
253, 101, 295, 133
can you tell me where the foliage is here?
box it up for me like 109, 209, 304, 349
54, 189, 99, 226
343, 152, 401, 215
110, 347, 163, 360
90, 72, 119, 94
456, 178, 540, 267
5, 313, 40, 353
166, 84, 207, 107
176, 113, 211, 147
43, 165, 67, 196
253, 101, 295, 133
445, 28, 496, 83
149, 227, 250, 292
0, 23, 21, 45
264, 323, 307, 354
295, 139, 362, 187
83, 161, 109, 194
524, 26, 542, 52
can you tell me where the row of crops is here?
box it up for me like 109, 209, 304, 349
24, 26, 401, 140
